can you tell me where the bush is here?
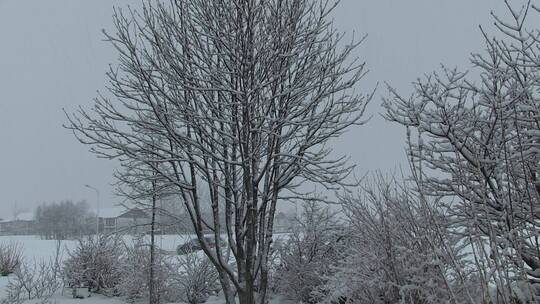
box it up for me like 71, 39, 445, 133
166, 253, 220, 304
0, 242, 22, 276
63, 235, 124, 295
117, 237, 169, 303
272, 202, 345, 304
62, 235, 221, 303
1, 259, 60, 304
118, 236, 220, 304
117, 240, 151, 302
317, 178, 477, 304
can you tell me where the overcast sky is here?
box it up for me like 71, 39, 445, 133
0, 0, 515, 218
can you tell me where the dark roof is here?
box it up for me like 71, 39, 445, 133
118, 208, 149, 219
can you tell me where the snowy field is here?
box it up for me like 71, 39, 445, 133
0, 234, 194, 260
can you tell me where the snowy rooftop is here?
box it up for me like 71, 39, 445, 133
94, 206, 128, 219
0, 211, 34, 223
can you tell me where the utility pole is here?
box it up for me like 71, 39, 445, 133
84, 185, 100, 235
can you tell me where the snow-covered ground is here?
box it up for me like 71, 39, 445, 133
18, 293, 127, 304
0, 234, 193, 261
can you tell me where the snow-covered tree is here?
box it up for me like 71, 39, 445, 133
384, 1, 540, 301
65, 0, 370, 303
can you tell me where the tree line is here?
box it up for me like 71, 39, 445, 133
34, 201, 95, 240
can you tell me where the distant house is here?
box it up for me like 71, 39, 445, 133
97, 206, 149, 234
274, 211, 295, 233
0, 212, 35, 235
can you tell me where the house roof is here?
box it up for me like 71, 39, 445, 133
118, 208, 149, 219
17, 212, 34, 221
0, 212, 34, 223
96, 206, 127, 218
95, 206, 148, 219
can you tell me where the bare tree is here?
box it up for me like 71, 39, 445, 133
115, 144, 176, 304
384, 1, 540, 301
65, 0, 370, 302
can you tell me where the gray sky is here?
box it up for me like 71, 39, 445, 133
0, 0, 512, 218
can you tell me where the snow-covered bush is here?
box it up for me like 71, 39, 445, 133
1, 259, 61, 304
63, 235, 124, 295
117, 240, 151, 302
0, 242, 22, 276
118, 236, 220, 304
318, 178, 477, 304
117, 237, 168, 303
167, 253, 220, 304
272, 202, 345, 303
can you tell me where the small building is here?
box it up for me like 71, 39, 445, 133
274, 211, 295, 233
0, 212, 35, 235
97, 206, 149, 235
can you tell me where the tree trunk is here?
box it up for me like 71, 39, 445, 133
149, 182, 158, 304
218, 274, 237, 304
239, 287, 256, 304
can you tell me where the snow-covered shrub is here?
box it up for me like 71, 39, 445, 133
1, 259, 61, 304
167, 253, 220, 304
318, 178, 477, 304
117, 240, 151, 302
272, 202, 345, 304
0, 242, 22, 276
481, 281, 540, 304
63, 235, 125, 295
116, 236, 219, 304
117, 237, 168, 303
